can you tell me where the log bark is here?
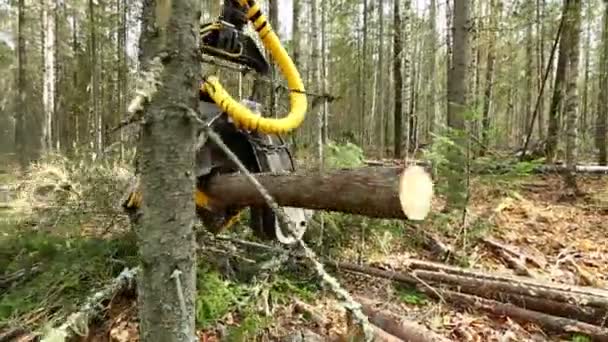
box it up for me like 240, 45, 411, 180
134, 0, 200, 341
335, 260, 608, 316
355, 296, 450, 342
405, 259, 608, 300
440, 291, 608, 341
203, 166, 430, 220
413, 270, 608, 310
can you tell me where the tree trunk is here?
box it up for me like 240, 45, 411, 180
377, 0, 386, 153
525, 1, 535, 144
88, 0, 102, 155
545, 2, 571, 163
200, 166, 427, 220
134, 0, 199, 341
393, 0, 403, 159
597, 0, 608, 166
562, 0, 582, 192
427, 0, 437, 140
402, 0, 412, 155
361, 0, 368, 144
445, 0, 469, 210
537, 0, 545, 141
15, 0, 28, 169
581, 1, 591, 140
480, 0, 496, 156
291, 0, 301, 68
321, 0, 329, 145
41, 0, 56, 152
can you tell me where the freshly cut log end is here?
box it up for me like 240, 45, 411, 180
399, 166, 433, 220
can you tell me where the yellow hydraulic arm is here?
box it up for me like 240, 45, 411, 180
201, 0, 307, 135
124, 0, 307, 217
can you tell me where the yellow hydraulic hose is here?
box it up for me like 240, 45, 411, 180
201, 0, 307, 135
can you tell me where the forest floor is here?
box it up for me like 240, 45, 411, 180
1, 155, 607, 342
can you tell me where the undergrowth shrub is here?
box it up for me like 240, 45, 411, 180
15, 151, 135, 232
0, 229, 138, 324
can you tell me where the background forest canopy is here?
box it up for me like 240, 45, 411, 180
0, 0, 607, 165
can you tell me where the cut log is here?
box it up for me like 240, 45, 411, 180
203, 166, 434, 220
355, 296, 451, 342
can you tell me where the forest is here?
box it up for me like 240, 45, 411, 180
1, 0, 608, 341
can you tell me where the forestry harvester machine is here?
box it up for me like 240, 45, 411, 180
123, 0, 310, 244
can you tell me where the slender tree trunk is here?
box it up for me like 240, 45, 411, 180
361, 0, 368, 144
427, 0, 437, 140
40, 0, 56, 152
88, 0, 102, 155
581, 1, 591, 140
291, 0, 301, 151
525, 1, 534, 144
446, 0, 470, 210
596, 0, 608, 165
546, 2, 571, 163
563, 0, 582, 192
135, 0, 199, 341
321, 0, 329, 145
377, 0, 386, 155
480, 0, 496, 156
537, 0, 545, 140
393, 0, 403, 159
402, 0, 412, 155
268, 0, 279, 117
15, 0, 28, 169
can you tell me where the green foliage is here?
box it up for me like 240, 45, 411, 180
0, 228, 138, 323
423, 129, 468, 211
270, 276, 318, 304
224, 311, 271, 341
571, 334, 591, 342
324, 140, 365, 169
195, 269, 249, 328
395, 285, 429, 306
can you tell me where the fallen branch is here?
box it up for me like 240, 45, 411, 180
203, 166, 433, 220
40, 267, 139, 342
487, 292, 608, 326
440, 291, 608, 341
412, 269, 608, 310
484, 241, 533, 277
481, 237, 546, 269
536, 165, 608, 175
0, 263, 42, 290
403, 259, 608, 300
